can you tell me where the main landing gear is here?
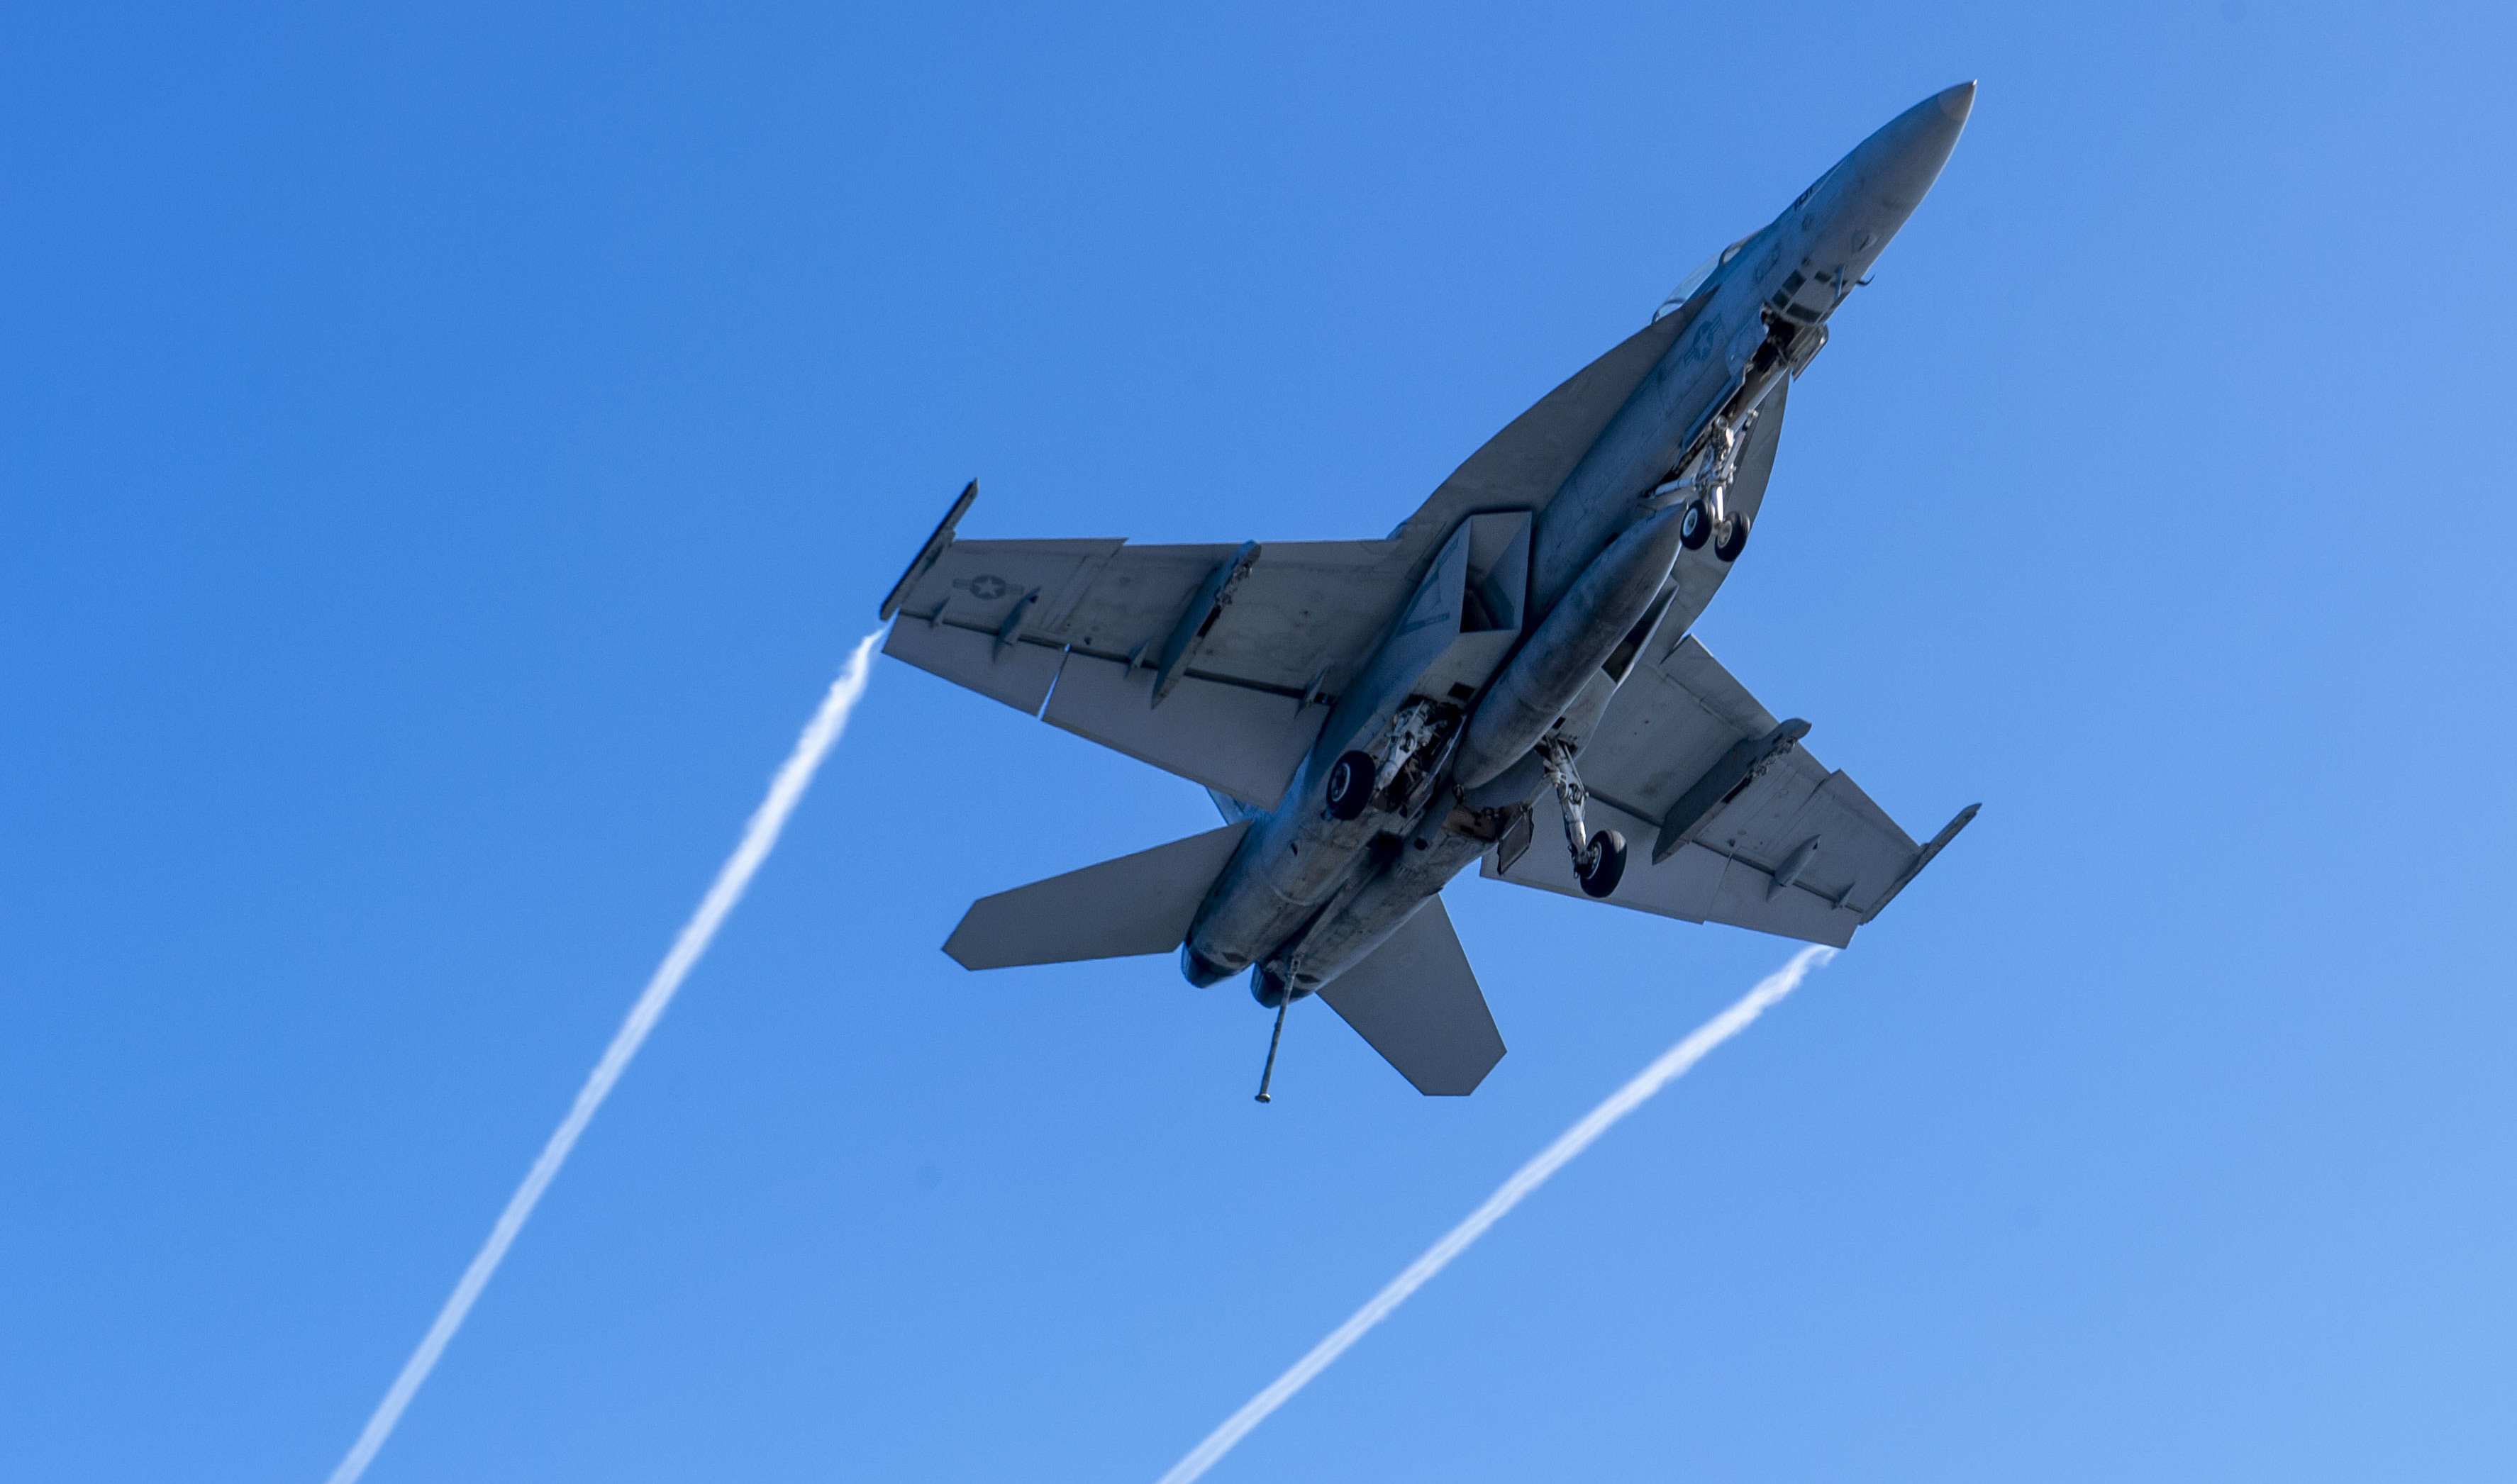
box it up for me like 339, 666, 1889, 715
1324, 749, 1375, 821
1325, 699, 1457, 822
1536, 737, 1626, 899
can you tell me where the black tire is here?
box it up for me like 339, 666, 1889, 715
1678, 499, 1712, 550
1577, 829, 1628, 899
1713, 511, 1751, 563
1324, 749, 1377, 820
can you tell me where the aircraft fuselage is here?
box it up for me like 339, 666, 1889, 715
1179, 84, 1974, 1002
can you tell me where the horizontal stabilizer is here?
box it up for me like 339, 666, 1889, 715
1318, 897, 1506, 1095
943, 821, 1252, 970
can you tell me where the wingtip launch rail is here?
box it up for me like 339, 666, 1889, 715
877, 478, 978, 623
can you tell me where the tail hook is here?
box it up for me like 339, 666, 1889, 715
1254, 979, 1294, 1104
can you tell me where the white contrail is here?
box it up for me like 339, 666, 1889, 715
1155, 943, 1835, 1484
325, 631, 884, 1484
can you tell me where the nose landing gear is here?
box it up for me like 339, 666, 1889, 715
1648, 406, 1762, 567
1678, 498, 1712, 550
1535, 737, 1628, 899
1713, 509, 1752, 563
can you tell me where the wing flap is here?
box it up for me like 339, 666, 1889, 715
882, 618, 1065, 715
1316, 897, 1506, 1095
943, 821, 1252, 969
880, 532, 1381, 808
1475, 634, 1962, 947
1482, 791, 1865, 949
1553, 635, 1779, 827
1042, 652, 1327, 810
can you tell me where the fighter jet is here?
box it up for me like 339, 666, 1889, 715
879, 84, 1982, 1098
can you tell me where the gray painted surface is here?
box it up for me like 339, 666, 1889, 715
943, 821, 1252, 969
1315, 897, 1505, 1096
882, 618, 1063, 715
1043, 654, 1323, 810
895, 85, 1984, 1093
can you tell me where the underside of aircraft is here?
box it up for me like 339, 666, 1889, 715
881, 84, 1983, 1098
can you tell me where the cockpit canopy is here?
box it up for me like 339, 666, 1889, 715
1653, 233, 1755, 322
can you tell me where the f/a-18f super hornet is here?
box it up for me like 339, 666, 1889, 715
879, 84, 1982, 1100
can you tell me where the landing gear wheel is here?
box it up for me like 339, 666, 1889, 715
1324, 749, 1377, 820
1713, 511, 1752, 564
1678, 499, 1712, 550
1576, 829, 1628, 899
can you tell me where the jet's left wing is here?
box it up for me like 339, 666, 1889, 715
1480, 633, 1974, 947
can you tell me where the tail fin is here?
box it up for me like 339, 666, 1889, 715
943, 821, 1252, 970
1317, 897, 1506, 1095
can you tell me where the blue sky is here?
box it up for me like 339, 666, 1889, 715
4, 2, 2513, 1480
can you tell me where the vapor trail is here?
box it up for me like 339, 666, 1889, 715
325, 632, 884, 1484
1155, 943, 1834, 1484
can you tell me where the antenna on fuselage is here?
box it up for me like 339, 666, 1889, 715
1254, 973, 1294, 1104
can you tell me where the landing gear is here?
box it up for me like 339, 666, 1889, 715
1326, 701, 1461, 822
1713, 511, 1752, 563
1536, 737, 1626, 899
1679, 499, 1712, 550
1324, 750, 1376, 820
1648, 404, 1768, 567
1576, 830, 1628, 898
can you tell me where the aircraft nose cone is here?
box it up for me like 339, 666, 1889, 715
1853, 81, 1976, 215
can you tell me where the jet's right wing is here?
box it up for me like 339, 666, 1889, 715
882, 535, 1410, 809
1481, 634, 1974, 947
877, 302, 1707, 811
890, 535, 1418, 695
